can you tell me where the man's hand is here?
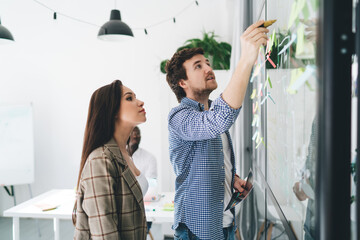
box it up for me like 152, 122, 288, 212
233, 175, 247, 193
293, 182, 309, 201
222, 20, 269, 109
240, 20, 269, 66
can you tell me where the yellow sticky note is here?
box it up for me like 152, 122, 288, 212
256, 133, 261, 144
256, 137, 264, 149
250, 89, 257, 99
287, 68, 305, 94
253, 102, 259, 113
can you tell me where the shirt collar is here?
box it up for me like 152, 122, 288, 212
104, 137, 126, 165
180, 97, 213, 112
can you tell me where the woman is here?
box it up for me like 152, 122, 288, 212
73, 80, 148, 239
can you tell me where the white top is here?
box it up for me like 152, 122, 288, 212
136, 172, 149, 197
221, 133, 234, 227
132, 147, 158, 179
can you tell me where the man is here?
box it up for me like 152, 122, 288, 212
128, 126, 157, 179
128, 126, 158, 240
293, 118, 317, 240
165, 20, 268, 240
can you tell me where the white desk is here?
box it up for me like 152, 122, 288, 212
3, 189, 175, 240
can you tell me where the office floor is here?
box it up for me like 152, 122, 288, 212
0, 217, 173, 240
0, 217, 74, 240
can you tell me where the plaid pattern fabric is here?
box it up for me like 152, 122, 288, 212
168, 96, 241, 240
74, 138, 147, 240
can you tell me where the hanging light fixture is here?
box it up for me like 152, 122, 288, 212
0, 17, 15, 43
97, 9, 134, 41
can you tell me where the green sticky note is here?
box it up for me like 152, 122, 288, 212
296, 24, 305, 56
297, 0, 306, 14
288, 0, 306, 30
268, 29, 276, 52
288, 2, 298, 29
267, 75, 273, 88
310, 0, 319, 10
302, 1, 310, 20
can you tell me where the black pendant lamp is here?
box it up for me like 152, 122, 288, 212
0, 17, 14, 43
98, 9, 134, 41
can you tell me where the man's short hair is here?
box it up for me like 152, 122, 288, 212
165, 47, 205, 102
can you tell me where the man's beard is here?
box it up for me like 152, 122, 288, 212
193, 88, 214, 99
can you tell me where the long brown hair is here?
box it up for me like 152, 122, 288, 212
72, 80, 123, 225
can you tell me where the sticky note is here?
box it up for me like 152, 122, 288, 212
251, 114, 258, 126
288, 68, 305, 94
256, 132, 261, 144
305, 81, 315, 91
310, 0, 319, 10
256, 137, 264, 149
288, 2, 298, 29
252, 130, 259, 141
278, 34, 297, 55
278, 35, 290, 47
252, 102, 259, 113
258, 83, 263, 96
296, 24, 305, 56
268, 93, 276, 104
267, 29, 276, 54
250, 89, 257, 99
288, 0, 306, 30
267, 55, 277, 68
267, 75, 273, 88
253, 64, 261, 77
288, 65, 315, 91
260, 95, 268, 105
302, 1, 310, 20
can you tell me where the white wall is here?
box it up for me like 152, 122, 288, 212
0, 0, 236, 213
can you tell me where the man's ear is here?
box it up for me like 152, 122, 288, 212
178, 79, 187, 89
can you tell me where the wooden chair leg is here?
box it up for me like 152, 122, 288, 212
266, 223, 274, 240
148, 230, 154, 240
257, 221, 266, 240
235, 228, 241, 240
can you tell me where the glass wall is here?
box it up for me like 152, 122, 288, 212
247, 0, 319, 239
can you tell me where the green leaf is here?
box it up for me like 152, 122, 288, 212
160, 31, 232, 71
160, 60, 168, 74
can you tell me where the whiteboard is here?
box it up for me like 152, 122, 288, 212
0, 104, 34, 185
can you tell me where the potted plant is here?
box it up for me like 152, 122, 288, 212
160, 31, 232, 73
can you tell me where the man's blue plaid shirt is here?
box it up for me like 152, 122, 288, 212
168, 96, 241, 240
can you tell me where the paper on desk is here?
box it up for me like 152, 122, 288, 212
34, 203, 59, 211
33, 193, 64, 211
162, 202, 174, 211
